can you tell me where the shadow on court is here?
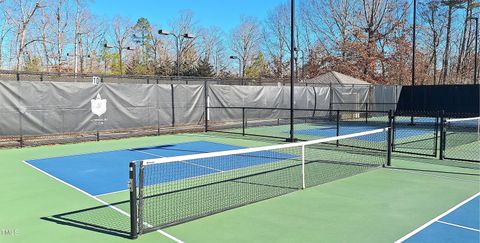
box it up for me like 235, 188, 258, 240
41, 200, 132, 239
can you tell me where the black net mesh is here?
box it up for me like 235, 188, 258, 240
134, 129, 387, 234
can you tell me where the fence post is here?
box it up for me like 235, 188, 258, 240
171, 84, 175, 127
19, 111, 24, 148
433, 112, 440, 158
129, 162, 138, 239
16, 72, 20, 81
365, 102, 369, 123
386, 110, 393, 167
328, 83, 333, 120
204, 81, 208, 132
242, 107, 246, 136
439, 110, 445, 160
157, 108, 160, 136
336, 110, 340, 147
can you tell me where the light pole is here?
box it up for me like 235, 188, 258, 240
410, 0, 416, 125
103, 43, 134, 75
468, 17, 478, 85
158, 29, 195, 77
229, 55, 243, 84
288, 0, 296, 142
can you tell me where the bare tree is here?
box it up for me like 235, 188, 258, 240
198, 26, 226, 75
8, 0, 44, 71
111, 16, 132, 74
441, 0, 465, 84
230, 16, 261, 78
263, 3, 289, 78
169, 10, 198, 74
420, 0, 447, 85
0, 3, 13, 68
353, 0, 409, 78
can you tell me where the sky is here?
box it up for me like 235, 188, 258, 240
89, 0, 288, 32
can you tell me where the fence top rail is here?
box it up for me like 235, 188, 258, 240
1, 69, 402, 87
207, 106, 391, 114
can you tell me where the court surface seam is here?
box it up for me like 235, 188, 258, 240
22, 160, 184, 243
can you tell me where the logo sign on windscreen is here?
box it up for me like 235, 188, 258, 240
91, 93, 107, 117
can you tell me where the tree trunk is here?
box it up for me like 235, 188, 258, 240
442, 5, 453, 84
455, 0, 471, 80
17, 24, 28, 71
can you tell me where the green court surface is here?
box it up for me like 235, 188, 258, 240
0, 132, 478, 243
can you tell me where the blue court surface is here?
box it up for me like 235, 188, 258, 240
399, 193, 480, 243
25, 141, 297, 196
292, 124, 431, 142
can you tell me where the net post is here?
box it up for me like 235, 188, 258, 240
137, 161, 145, 234
129, 162, 138, 239
336, 110, 340, 147
301, 144, 306, 189
439, 110, 445, 160
242, 107, 246, 136
386, 110, 393, 167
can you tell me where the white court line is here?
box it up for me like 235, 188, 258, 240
22, 160, 184, 243
133, 148, 224, 172
95, 189, 129, 197
437, 220, 480, 232
395, 191, 480, 243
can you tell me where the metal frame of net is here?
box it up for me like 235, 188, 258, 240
128, 128, 389, 238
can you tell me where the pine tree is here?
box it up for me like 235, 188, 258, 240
196, 58, 214, 77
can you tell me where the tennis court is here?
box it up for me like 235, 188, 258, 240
0, 124, 477, 242
25, 141, 268, 196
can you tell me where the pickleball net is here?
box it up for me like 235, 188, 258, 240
128, 127, 390, 238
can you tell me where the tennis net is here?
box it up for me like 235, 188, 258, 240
443, 117, 480, 162
128, 128, 389, 238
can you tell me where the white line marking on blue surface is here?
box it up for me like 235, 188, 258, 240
437, 220, 480, 232
22, 160, 184, 243
395, 192, 480, 242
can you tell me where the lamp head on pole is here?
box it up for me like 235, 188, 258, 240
158, 29, 171, 36
182, 33, 195, 39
